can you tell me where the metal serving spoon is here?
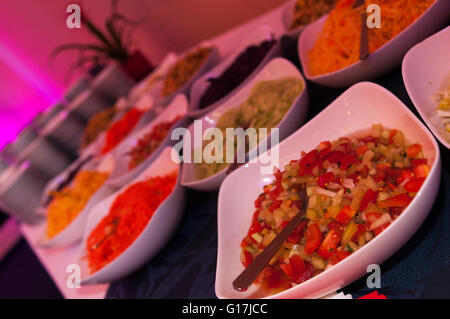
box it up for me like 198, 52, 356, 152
90, 217, 120, 251
353, 0, 370, 60
233, 187, 309, 291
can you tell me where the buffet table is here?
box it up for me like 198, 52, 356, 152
105, 57, 450, 299
19, 3, 287, 300
20, 3, 450, 299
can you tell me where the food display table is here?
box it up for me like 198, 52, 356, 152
105, 60, 450, 299
19, 3, 450, 299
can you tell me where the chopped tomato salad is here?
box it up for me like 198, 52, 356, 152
240, 124, 430, 295
128, 116, 181, 170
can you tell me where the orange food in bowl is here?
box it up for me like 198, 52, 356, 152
86, 171, 177, 273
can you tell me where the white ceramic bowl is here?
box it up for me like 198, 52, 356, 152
181, 57, 309, 191
90, 63, 136, 104
402, 26, 450, 149
127, 52, 178, 105
298, 0, 450, 87
37, 154, 116, 247
280, 0, 307, 38
79, 147, 185, 284
106, 94, 189, 188
159, 43, 219, 107
67, 88, 110, 122
216, 82, 441, 299
188, 26, 281, 118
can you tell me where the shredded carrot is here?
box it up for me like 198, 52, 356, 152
101, 108, 143, 154
86, 171, 177, 273
308, 0, 434, 76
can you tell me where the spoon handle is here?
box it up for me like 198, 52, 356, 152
360, 11, 370, 60
233, 189, 308, 291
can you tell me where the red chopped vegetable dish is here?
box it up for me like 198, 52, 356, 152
128, 116, 181, 170
240, 124, 431, 295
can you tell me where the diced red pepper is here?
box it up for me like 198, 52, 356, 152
298, 149, 322, 177
248, 221, 262, 236
327, 220, 343, 232
356, 144, 369, 156
340, 154, 358, 169
318, 141, 332, 157
387, 181, 396, 191
336, 249, 351, 261
264, 268, 286, 289
328, 252, 340, 265
287, 220, 308, 243
274, 169, 283, 183
241, 237, 251, 248
365, 211, 383, 229
298, 166, 312, 177
373, 223, 390, 236
289, 254, 306, 275
334, 206, 356, 225
304, 223, 322, 255
378, 193, 412, 209
414, 164, 430, 179
411, 158, 428, 169
269, 186, 282, 200
318, 172, 335, 188
389, 206, 404, 218
243, 250, 253, 267
396, 169, 414, 184
406, 144, 422, 158
377, 162, 391, 172
254, 194, 265, 208
351, 223, 367, 241
374, 163, 391, 182
360, 135, 378, 143
359, 189, 377, 211
340, 142, 354, 155
345, 174, 358, 184
288, 255, 313, 284
327, 150, 345, 164
359, 165, 369, 178
389, 129, 398, 144
269, 200, 282, 212
299, 149, 319, 167
404, 177, 425, 193
280, 263, 294, 277
317, 229, 341, 259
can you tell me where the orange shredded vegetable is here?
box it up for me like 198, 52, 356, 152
308, 0, 434, 76
101, 108, 143, 154
86, 171, 177, 273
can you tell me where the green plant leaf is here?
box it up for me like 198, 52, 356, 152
82, 16, 114, 50
50, 43, 109, 60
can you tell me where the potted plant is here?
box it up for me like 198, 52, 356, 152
51, 0, 153, 82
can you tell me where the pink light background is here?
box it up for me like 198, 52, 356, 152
0, 0, 284, 150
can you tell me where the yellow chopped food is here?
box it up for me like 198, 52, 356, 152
290, 0, 338, 30
162, 47, 212, 97
46, 170, 109, 238
81, 107, 117, 149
